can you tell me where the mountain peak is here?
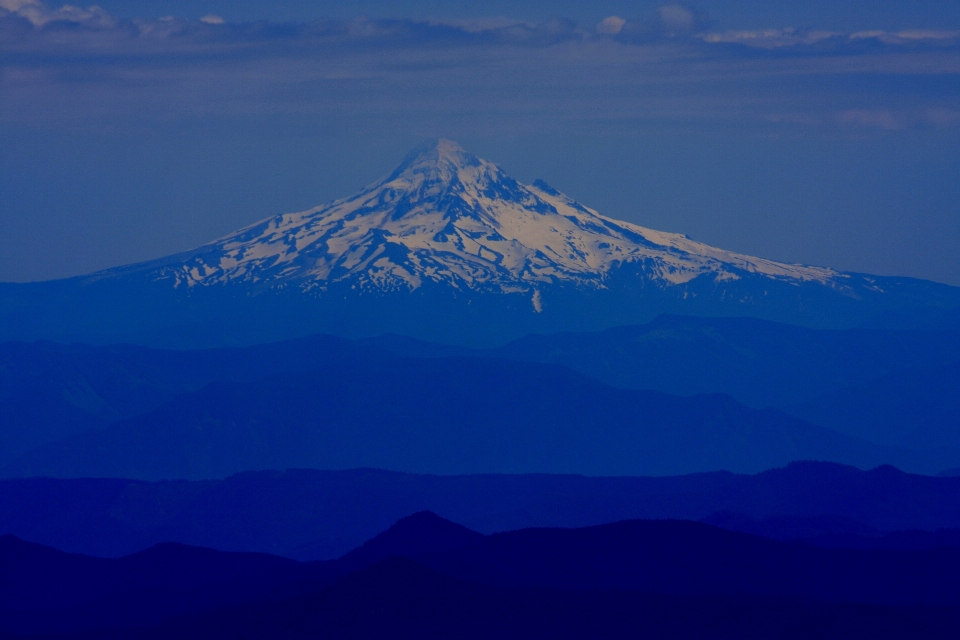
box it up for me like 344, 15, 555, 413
390, 138, 485, 184
427, 138, 471, 163
125, 141, 840, 294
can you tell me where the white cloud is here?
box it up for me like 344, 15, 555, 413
596, 16, 625, 36
850, 29, 960, 45
849, 30, 885, 41
426, 17, 526, 33
897, 30, 960, 41
701, 28, 839, 48
1, 0, 117, 28
0, 0, 35, 10
1, 5, 958, 137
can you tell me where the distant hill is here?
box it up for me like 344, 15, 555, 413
4, 317, 959, 470
1, 353, 910, 481
5, 319, 959, 480
701, 511, 960, 551
4, 462, 960, 560
399, 314, 960, 410
786, 360, 960, 449
0, 335, 388, 468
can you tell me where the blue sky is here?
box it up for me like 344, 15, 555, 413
2, 0, 959, 285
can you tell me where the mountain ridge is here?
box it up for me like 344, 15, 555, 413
2, 354, 907, 481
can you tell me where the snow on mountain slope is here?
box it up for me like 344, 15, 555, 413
125, 139, 841, 294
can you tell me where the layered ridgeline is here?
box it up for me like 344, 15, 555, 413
2, 323, 959, 480
5, 510, 960, 638
4, 462, 960, 560
2, 140, 957, 347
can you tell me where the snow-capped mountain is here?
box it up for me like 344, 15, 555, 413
4, 139, 958, 348
136, 139, 839, 297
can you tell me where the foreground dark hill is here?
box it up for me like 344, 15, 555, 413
2, 141, 958, 349
0, 513, 481, 636
4, 514, 960, 639
91, 558, 960, 640
417, 518, 960, 606
2, 352, 909, 481
345, 512, 960, 606
4, 462, 960, 560
0, 536, 331, 635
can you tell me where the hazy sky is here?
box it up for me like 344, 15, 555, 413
2, 0, 959, 285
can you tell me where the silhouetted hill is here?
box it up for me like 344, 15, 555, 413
3, 354, 909, 481
416, 518, 960, 606
87, 557, 960, 640
4, 462, 960, 560
338, 511, 485, 571
6, 516, 960, 639
0, 535, 336, 635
